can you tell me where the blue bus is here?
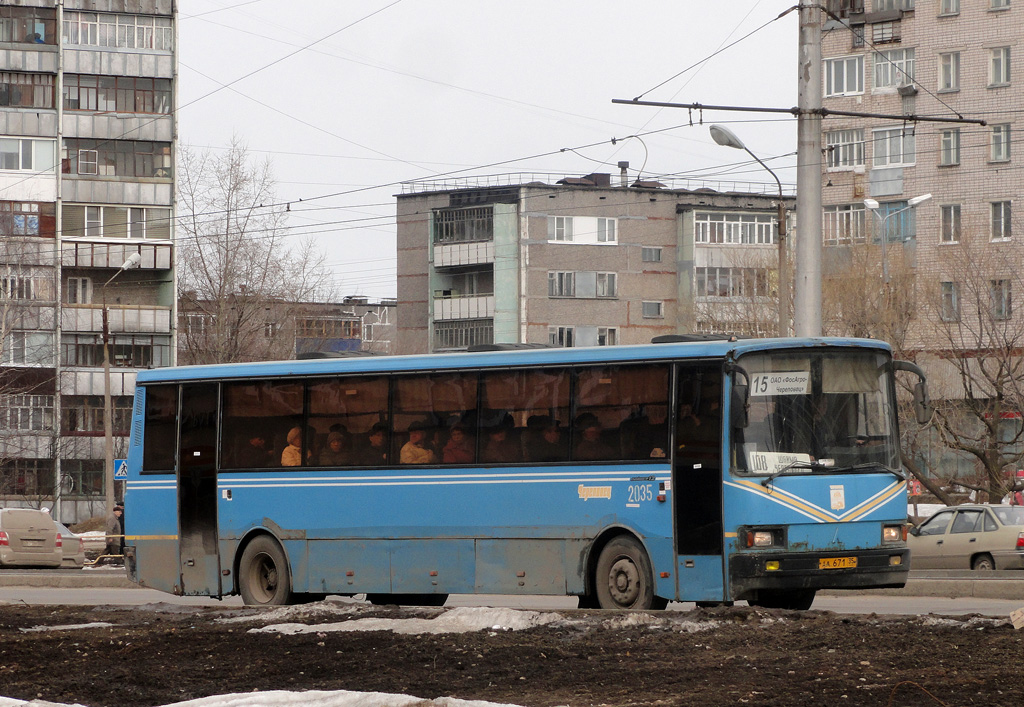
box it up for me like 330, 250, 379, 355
124, 336, 929, 610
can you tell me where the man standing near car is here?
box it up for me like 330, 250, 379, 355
105, 505, 123, 562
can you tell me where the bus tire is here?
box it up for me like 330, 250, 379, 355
238, 535, 292, 606
366, 593, 448, 607
594, 536, 663, 610
748, 589, 816, 611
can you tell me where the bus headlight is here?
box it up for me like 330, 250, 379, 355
746, 529, 781, 547
882, 525, 904, 543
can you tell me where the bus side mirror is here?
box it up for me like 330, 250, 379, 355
912, 381, 932, 425
731, 383, 749, 428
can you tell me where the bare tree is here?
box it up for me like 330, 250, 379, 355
915, 235, 1024, 503
177, 139, 335, 364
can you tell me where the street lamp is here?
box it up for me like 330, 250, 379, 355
863, 194, 931, 282
102, 252, 142, 517
710, 124, 789, 337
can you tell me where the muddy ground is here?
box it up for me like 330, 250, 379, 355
0, 599, 1021, 707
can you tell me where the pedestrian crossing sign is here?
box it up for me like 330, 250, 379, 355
114, 459, 128, 479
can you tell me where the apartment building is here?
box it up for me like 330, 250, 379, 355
395, 172, 793, 354
821, 0, 1019, 348
0, 2, 176, 522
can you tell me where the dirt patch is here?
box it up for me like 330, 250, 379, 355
0, 600, 1021, 707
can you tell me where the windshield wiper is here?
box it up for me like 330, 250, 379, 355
760, 459, 833, 488
828, 462, 906, 482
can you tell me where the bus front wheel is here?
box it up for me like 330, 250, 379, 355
238, 535, 292, 606
594, 536, 666, 610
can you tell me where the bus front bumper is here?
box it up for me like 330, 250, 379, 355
729, 548, 909, 601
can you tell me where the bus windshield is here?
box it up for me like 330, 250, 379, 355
732, 349, 900, 475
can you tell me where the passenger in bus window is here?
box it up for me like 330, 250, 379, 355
442, 423, 475, 464
317, 429, 351, 467
400, 421, 437, 464
573, 413, 614, 461
526, 416, 569, 462
481, 413, 521, 463
354, 422, 389, 466
237, 429, 274, 468
281, 426, 303, 467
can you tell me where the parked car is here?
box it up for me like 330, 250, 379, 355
908, 504, 1024, 571
55, 522, 86, 569
0, 508, 62, 568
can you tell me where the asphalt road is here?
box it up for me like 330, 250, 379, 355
0, 582, 1021, 617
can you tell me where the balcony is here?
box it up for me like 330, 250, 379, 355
435, 240, 495, 268
61, 241, 171, 270
62, 304, 172, 334
433, 293, 495, 321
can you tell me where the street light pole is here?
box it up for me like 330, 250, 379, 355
863, 194, 931, 283
709, 124, 789, 337
102, 252, 142, 517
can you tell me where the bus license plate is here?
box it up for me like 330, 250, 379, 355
819, 557, 857, 569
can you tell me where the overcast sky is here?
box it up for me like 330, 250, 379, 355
176, 1, 799, 300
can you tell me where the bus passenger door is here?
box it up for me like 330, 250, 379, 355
674, 366, 725, 601
178, 383, 221, 596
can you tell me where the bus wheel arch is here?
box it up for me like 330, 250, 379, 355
235, 532, 293, 606
586, 530, 667, 610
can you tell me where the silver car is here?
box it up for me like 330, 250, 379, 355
909, 504, 1024, 570
55, 522, 86, 569
0, 508, 63, 568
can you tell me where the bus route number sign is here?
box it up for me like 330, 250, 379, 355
750, 371, 810, 397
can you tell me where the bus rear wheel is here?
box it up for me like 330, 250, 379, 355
238, 535, 291, 606
748, 589, 816, 611
594, 536, 665, 610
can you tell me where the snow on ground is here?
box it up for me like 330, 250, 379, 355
0, 692, 528, 707
19, 622, 113, 633
250, 606, 562, 636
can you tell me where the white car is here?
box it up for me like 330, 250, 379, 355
55, 522, 86, 569
0, 508, 63, 568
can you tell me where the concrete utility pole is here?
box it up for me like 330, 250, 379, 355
794, 2, 822, 337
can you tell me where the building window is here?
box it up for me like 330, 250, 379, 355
0, 394, 54, 431
596, 272, 617, 297
874, 0, 913, 8
824, 55, 864, 97
65, 277, 92, 304
824, 204, 867, 244
62, 11, 173, 51
2, 331, 53, 366
0, 202, 56, 238
0, 73, 54, 109
0, 459, 54, 497
940, 282, 960, 322
871, 22, 900, 44
940, 0, 959, 13
548, 271, 576, 297
60, 459, 103, 498
991, 201, 1012, 240
938, 52, 960, 91
63, 75, 172, 115
939, 129, 960, 166
597, 327, 617, 346
0, 6, 56, 45
827, 0, 865, 17
0, 274, 40, 301
874, 49, 915, 89
547, 216, 574, 242
597, 218, 616, 243
991, 124, 1011, 162
991, 0, 1010, 8
697, 267, 772, 298
60, 395, 132, 434
871, 201, 917, 242
548, 326, 575, 347
872, 126, 915, 167
991, 280, 1012, 320
825, 129, 865, 169
62, 139, 172, 179
60, 334, 171, 369
940, 205, 961, 243
990, 47, 1011, 86
295, 318, 360, 339
641, 247, 662, 262
433, 206, 492, 244
642, 301, 664, 319
62, 205, 171, 239
694, 212, 776, 245
433, 319, 493, 350
0, 138, 56, 172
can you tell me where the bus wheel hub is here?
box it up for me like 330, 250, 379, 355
608, 558, 640, 604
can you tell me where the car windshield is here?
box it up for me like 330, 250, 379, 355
732, 349, 900, 475
991, 506, 1024, 526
